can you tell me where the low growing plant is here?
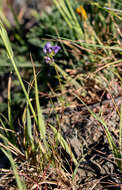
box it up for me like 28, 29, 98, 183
0, 20, 78, 189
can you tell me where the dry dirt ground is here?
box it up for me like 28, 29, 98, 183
44, 95, 122, 190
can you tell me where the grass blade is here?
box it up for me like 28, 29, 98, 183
0, 20, 38, 125
49, 123, 77, 165
1, 148, 26, 190
73, 92, 122, 170
31, 56, 48, 152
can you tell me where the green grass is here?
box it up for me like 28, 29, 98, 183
0, 0, 122, 189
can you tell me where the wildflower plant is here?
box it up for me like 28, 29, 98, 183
43, 41, 83, 93
43, 42, 61, 64
0, 0, 122, 189
0, 23, 78, 188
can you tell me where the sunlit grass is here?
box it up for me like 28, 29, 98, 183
0, 0, 122, 189
0, 17, 77, 189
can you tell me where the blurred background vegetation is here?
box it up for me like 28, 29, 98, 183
0, 0, 121, 114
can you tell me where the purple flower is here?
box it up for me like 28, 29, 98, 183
43, 42, 61, 64
43, 42, 52, 54
45, 56, 51, 63
43, 42, 61, 55
52, 45, 61, 54
45, 56, 54, 64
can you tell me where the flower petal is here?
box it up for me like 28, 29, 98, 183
43, 42, 52, 54
52, 45, 61, 54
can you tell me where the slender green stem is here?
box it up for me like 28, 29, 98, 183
0, 21, 37, 124
10, 56, 38, 124
52, 62, 81, 90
